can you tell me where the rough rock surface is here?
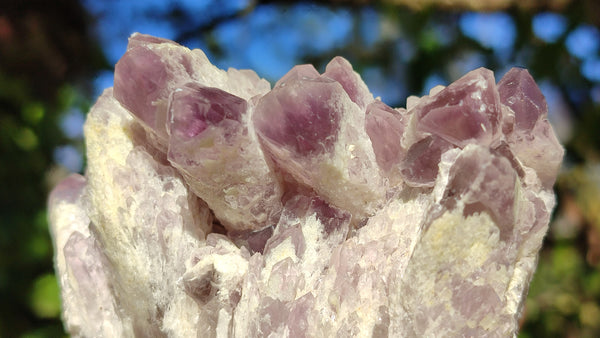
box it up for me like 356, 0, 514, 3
49, 33, 563, 337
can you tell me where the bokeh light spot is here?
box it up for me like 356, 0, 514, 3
60, 109, 85, 139
565, 25, 600, 59
459, 12, 516, 52
532, 12, 567, 43
53, 145, 83, 173
13, 127, 38, 151
30, 274, 61, 319
582, 58, 600, 82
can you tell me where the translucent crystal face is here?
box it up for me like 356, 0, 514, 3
498, 67, 547, 131
401, 135, 452, 187
275, 64, 321, 87
48, 33, 564, 338
323, 56, 373, 108
365, 101, 406, 173
413, 68, 500, 147
168, 84, 245, 140
114, 46, 171, 140
253, 78, 341, 155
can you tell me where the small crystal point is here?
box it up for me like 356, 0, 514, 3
275, 64, 321, 87
168, 83, 245, 140
498, 67, 547, 131
126, 32, 178, 50
114, 33, 270, 150
323, 56, 374, 108
401, 135, 452, 187
498, 68, 563, 188
365, 100, 406, 174
167, 83, 283, 232
413, 67, 500, 147
444, 145, 518, 240
253, 71, 384, 221
114, 43, 172, 143
254, 78, 342, 155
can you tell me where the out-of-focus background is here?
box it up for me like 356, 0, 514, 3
1, 0, 599, 336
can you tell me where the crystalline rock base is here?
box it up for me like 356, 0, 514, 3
48, 33, 563, 337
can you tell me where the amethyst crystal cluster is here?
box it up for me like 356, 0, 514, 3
48, 33, 563, 337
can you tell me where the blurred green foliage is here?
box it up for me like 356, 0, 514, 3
0, 0, 599, 336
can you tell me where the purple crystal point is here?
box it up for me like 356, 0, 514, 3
114, 33, 270, 150
413, 68, 501, 148
498, 68, 546, 131
509, 118, 563, 188
167, 83, 283, 232
168, 83, 244, 140
254, 78, 341, 156
126, 33, 177, 50
114, 41, 172, 143
498, 68, 563, 188
323, 56, 373, 108
275, 64, 321, 87
365, 101, 407, 175
253, 72, 384, 221
444, 145, 518, 240
48, 173, 86, 206
401, 135, 452, 187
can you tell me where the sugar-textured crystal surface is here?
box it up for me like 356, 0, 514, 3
49, 33, 563, 337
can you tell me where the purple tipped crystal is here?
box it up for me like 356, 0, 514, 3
323, 56, 373, 108
114, 43, 172, 143
498, 68, 546, 131
413, 68, 501, 147
275, 64, 321, 88
114, 32, 270, 150
48, 173, 86, 206
508, 119, 563, 188
498, 68, 563, 188
254, 69, 384, 221
402, 136, 452, 187
253, 78, 341, 155
365, 101, 407, 174
126, 33, 177, 50
168, 84, 244, 140
167, 83, 283, 231
444, 145, 517, 240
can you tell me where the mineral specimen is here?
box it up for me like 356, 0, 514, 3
49, 33, 563, 337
